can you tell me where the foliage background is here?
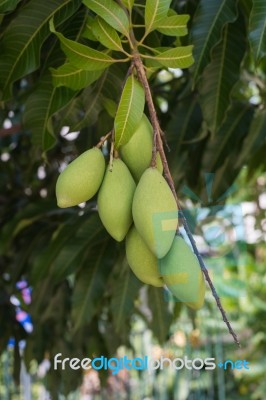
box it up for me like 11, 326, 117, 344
0, 0, 266, 398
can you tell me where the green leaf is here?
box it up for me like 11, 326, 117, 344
191, 0, 238, 84
235, 108, 266, 169
91, 16, 124, 52
111, 263, 141, 332
148, 287, 172, 344
167, 96, 202, 164
102, 96, 117, 118
114, 74, 145, 148
51, 63, 103, 90
0, 0, 20, 13
81, 15, 98, 41
50, 20, 117, 71
23, 74, 77, 151
202, 103, 254, 172
121, 0, 134, 11
31, 218, 84, 284
145, 46, 194, 69
71, 239, 115, 332
49, 214, 107, 283
0, 0, 80, 100
156, 15, 190, 37
199, 17, 246, 134
0, 200, 58, 254
249, 0, 266, 63
83, 0, 129, 36
145, 0, 171, 35
70, 84, 104, 131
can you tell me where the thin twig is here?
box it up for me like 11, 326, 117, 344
96, 131, 112, 148
133, 52, 240, 347
109, 129, 115, 171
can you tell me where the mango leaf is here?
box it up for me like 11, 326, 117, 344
148, 287, 172, 344
71, 239, 115, 332
145, 46, 194, 69
0, 200, 59, 254
166, 95, 202, 166
57, 66, 120, 131
199, 16, 246, 135
70, 84, 104, 131
0, 0, 20, 13
114, 74, 145, 148
51, 63, 103, 90
249, 0, 266, 63
202, 103, 254, 173
235, 108, 266, 169
145, 0, 171, 35
0, 0, 80, 100
30, 217, 85, 284
49, 214, 107, 283
156, 15, 190, 37
23, 74, 77, 151
111, 263, 141, 332
121, 0, 134, 11
50, 20, 117, 71
81, 15, 97, 41
102, 97, 117, 118
191, 0, 238, 84
91, 16, 124, 52
83, 0, 129, 37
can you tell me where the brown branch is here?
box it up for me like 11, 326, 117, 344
133, 52, 240, 348
0, 124, 21, 138
96, 131, 112, 148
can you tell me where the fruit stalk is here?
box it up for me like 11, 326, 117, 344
132, 52, 240, 348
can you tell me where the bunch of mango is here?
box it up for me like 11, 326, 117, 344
56, 115, 205, 309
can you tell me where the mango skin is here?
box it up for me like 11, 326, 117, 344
120, 114, 163, 181
97, 159, 136, 241
132, 168, 178, 258
56, 147, 105, 208
126, 226, 164, 287
160, 236, 205, 310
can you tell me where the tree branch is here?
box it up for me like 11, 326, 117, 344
132, 52, 240, 348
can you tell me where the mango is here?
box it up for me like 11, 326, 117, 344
120, 114, 163, 181
56, 147, 105, 208
132, 168, 178, 258
160, 236, 205, 309
97, 158, 136, 241
126, 226, 164, 287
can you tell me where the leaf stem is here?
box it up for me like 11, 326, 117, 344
138, 43, 162, 54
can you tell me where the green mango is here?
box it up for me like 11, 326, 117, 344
160, 236, 205, 310
56, 147, 105, 208
126, 226, 164, 287
98, 158, 136, 241
120, 114, 163, 181
132, 167, 178, 258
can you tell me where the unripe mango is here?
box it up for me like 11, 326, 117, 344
97, 158, 136, 241
120, 114, 163, 181
132, 168, 178, 258
56, 147, 105, 208
126, 226, 164, 287
160, 236, 205, 310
